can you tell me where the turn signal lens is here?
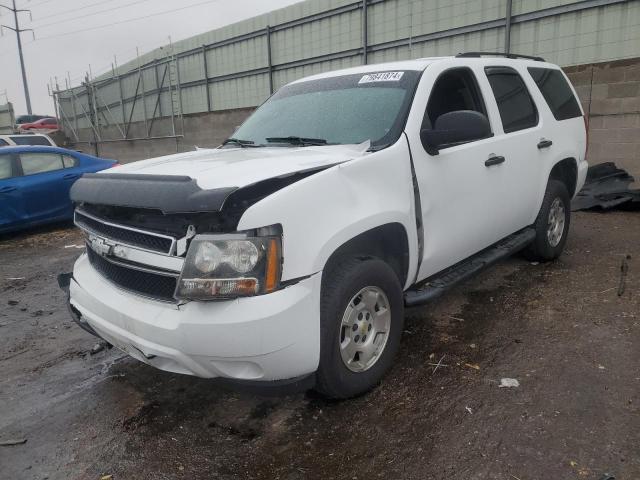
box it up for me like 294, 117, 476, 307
265, 238, 280, 293
179, 278, 259, 297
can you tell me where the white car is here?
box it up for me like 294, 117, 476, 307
63, 53, 587, 398
0, 133, 56, 147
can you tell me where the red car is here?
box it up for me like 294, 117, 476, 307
20, 117, 59, 131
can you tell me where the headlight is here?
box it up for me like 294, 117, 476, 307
175, 231, 282, 301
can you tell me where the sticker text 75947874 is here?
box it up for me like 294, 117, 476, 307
358, 71, 405, 84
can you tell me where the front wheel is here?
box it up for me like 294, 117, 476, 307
315, 257, 404, 399
525, 179, 571, 262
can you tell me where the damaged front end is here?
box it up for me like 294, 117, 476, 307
64, 166, 332, 304
57, 272, 104, 339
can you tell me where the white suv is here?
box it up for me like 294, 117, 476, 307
63, 53, 587, 398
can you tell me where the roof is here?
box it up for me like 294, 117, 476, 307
290, 54, 562, 85
290, 57, 451, 84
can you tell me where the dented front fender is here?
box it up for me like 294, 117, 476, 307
237, 139, 419, 289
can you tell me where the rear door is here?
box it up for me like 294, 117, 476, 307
481, 64, 545, 228
18, 151, 73, 222
0, 153, 25, 231
527, 66, 587, 198
60, 152, 83, 188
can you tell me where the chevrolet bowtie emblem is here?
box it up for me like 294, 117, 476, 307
88, 235, 114, 257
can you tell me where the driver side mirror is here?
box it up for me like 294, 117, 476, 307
420, 110, 491, 155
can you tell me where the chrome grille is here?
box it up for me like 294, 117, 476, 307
75, 209, 175, 254
86, 248, 178, 302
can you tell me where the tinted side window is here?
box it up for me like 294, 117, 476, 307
424, 67, 488, 129
0, 154, 15, 179
10, 135, 51, 146
528, 67, 582, 120
20, 153, 64, 175
0, 139, 8, 146
485, 67, 538, 133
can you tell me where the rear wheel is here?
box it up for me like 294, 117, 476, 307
315, 257, 404, 399
525, 179, 571, 261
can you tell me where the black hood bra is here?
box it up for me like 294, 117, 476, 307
70, 173, 238, 214
70, 162, 338, 216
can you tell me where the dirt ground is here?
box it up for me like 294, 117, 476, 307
1, 211, 638, 480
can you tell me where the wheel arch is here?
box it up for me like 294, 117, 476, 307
549, 157, 578, 197
321, 223, 410, 290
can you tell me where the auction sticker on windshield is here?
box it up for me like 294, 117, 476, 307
359, 72, 404, 84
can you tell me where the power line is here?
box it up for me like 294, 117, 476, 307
30, 0, 121, 22
19, 0, 55, 8
33, 0, 156, 29
36, 0, 220, 41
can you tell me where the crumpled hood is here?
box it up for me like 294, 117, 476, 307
106, 143, 370, 190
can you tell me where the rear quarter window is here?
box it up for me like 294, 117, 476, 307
62, 155, 77, 168
528, 67, 582, 120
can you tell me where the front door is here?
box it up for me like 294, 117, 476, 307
405, 61, 528, 280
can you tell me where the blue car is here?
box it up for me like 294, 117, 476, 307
0, 146, 118, 234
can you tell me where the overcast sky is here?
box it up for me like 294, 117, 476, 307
0, 0, 302, 116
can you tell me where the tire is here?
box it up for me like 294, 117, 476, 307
314, 256, 404, 399
524, 179, 571, 262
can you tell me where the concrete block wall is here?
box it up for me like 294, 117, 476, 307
565, 57, 640, 181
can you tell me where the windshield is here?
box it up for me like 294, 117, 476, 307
231, 70, 421, 150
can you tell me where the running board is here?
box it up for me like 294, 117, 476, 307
404, 228, 536, 307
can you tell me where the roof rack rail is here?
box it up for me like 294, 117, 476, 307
456, 52, 545, 62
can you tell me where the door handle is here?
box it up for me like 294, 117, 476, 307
0, 186, 16, 193
537, 138, 553, 149
485, 155, 505, 167
63, 173, 80, 180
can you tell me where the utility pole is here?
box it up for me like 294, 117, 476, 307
504, 0, 513, 54
1, 0, 33, 114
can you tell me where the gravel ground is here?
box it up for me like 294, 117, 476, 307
0, 211, 638, 480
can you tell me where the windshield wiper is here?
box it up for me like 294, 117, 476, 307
221, 138, 261, 148
265, 136, 328, 146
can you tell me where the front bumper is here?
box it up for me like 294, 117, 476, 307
69, 253, 321, 381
